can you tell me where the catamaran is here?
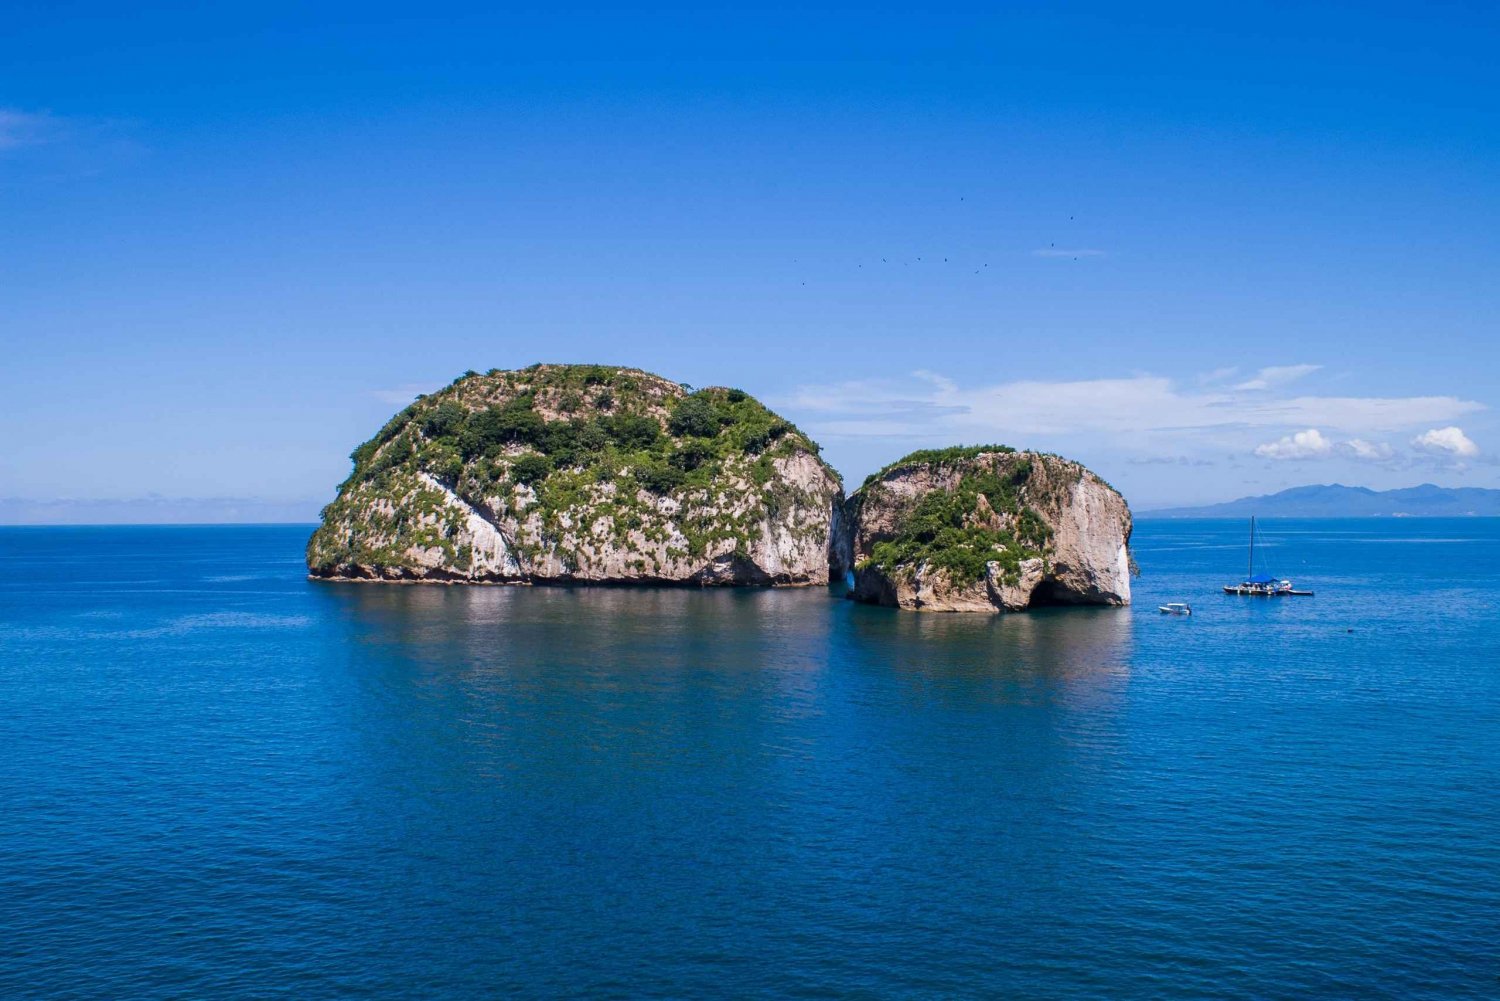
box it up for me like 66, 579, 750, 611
1223, 516, 1314, 596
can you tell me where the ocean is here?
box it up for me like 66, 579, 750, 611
1, 520, 1497, 998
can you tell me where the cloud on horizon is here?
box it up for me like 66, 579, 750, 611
1254, 428, 1333, 460
1252, 425, 1481, 466
1341, 438, 1396, 461
783, 369, 1483, 445
1412, 426, 1479, 459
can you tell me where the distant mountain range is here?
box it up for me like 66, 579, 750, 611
0, 496, 321, 525
1147, 484, 1500, 518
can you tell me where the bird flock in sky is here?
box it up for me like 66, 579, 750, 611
795, 214, 1094, 284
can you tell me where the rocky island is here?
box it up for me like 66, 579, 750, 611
835, 446, 1133, 612
309, 367, 1133, 610
307, 364, 843, 585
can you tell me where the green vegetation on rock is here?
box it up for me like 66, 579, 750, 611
861, 444, 1017, 489
857, 450, 1054, 585
307, 363, 839, 578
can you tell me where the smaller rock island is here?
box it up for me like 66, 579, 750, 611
835, 446, 1133, 612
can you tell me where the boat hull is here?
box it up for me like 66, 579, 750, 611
1227, 516, 1315, 597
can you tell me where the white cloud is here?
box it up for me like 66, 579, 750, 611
1233, 364, 1322, 391
1412, 426, 1479, 458
0, 109, 144, 176
1255, 429, 1334, 460
1127, 456, 1215, 467
784, 370, 1483, 440
1031, 248, 1106, 259
370, 383, 441, 405
0, 109, 58, 151
1340, 438, 1396, 461
1196, 366, 1240, 385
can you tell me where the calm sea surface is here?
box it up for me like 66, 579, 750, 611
1, 520, 1497, 999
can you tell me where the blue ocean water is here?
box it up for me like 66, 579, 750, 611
1, 520, 1497, 999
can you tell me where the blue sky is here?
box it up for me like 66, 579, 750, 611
4, 1, 1497, 520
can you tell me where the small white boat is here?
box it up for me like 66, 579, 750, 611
1159, 602, 1192, 615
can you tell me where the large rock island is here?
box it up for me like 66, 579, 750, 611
308, 364, 843, 585
836, 447, 1133, 612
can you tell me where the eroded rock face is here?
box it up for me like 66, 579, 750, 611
838, 448, 1132, 612
307, 364, 843, 586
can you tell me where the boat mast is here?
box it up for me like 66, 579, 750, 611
1248, 516, 1255, 579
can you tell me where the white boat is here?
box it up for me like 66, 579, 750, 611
1159, 602, 1191, 615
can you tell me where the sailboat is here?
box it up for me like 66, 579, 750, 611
1223, 517, 1314, 596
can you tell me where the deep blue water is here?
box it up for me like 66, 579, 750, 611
1, 520, 1497, 999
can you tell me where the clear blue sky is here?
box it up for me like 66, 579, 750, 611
4, 1, 1497, 520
